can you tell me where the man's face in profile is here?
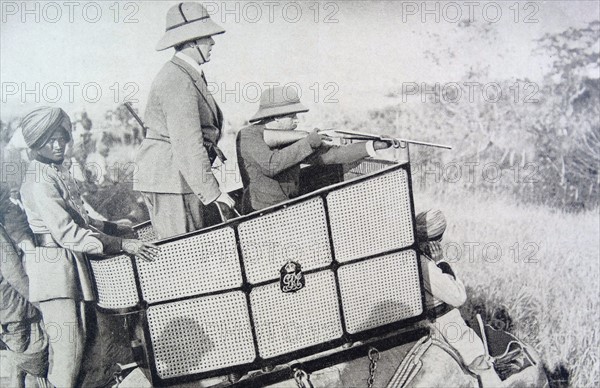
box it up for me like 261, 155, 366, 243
274, 113, 299, 130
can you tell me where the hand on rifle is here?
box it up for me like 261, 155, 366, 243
373, 140, 392, 150
307, 128, 333, 148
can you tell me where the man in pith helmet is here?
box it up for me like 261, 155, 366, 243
236, 86, 391, 213
134, 2, 235, 239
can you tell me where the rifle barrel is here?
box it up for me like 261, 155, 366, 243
394, 138, 452, 150
334, 129, 452, 150
124, 102, 147, 130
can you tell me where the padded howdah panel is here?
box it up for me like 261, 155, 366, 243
250, 270, 343, 359
327, 168, 414, 262
338, 250, 422, 334
90, 255, 139, 309
136, 227, 241, 304
88, 161, 423, 384
238, 197, 333, 285
136, 222, 158, 242
146, 292, 255, 379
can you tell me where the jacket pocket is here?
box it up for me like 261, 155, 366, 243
24, 248, 79, 303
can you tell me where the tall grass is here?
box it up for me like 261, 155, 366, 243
413, 187, 600, 387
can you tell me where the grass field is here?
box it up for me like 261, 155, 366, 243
413, 187, 599, 388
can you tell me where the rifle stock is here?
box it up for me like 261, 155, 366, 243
263, 129, 310, 148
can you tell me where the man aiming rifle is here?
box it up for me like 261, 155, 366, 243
236, 86, 392, 214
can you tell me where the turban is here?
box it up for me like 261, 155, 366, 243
20, 107, 71, 150
416, 209, 447, 242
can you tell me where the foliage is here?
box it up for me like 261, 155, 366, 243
357, 21, 600, 210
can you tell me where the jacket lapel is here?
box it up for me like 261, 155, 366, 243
170, 56, 220, 125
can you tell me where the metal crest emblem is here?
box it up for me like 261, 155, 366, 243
280, 261, 305, 293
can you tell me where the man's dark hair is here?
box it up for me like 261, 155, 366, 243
174, 40, 195, 52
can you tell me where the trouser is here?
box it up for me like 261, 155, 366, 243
141, 192, 206, 240
38, 299, 86, 388
1, 318, 50, 388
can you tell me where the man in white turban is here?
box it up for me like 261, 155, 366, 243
416, 209, 504, 387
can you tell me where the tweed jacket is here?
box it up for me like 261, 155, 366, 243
236, 124, 370, 212
20, 159, 122, 302
133, 55, 223, 205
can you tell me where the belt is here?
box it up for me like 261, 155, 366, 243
427, 303, 453, 319
34, 233, 59, 248
146, 136, 226, 163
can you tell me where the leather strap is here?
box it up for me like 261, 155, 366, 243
427, 303, 453, 319
146, 136, 226, 163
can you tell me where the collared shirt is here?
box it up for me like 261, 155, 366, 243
175, 51, 204, 78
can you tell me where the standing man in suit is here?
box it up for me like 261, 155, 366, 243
236, 86, 390, 213
134, 2, 235, 239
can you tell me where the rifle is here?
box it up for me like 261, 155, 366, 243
263, 129, 452, 150
123, 102, 227, 162
124, 102, 148, 138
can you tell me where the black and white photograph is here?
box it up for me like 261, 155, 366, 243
1, 1, 598, 387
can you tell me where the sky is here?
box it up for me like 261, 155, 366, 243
1, 0, 599, 127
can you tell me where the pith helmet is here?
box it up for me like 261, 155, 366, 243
249, 87, 309, 123
156, 2, 225, 51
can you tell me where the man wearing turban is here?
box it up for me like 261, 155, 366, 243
416, 209, 504, 387
18, 106, 160, 387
